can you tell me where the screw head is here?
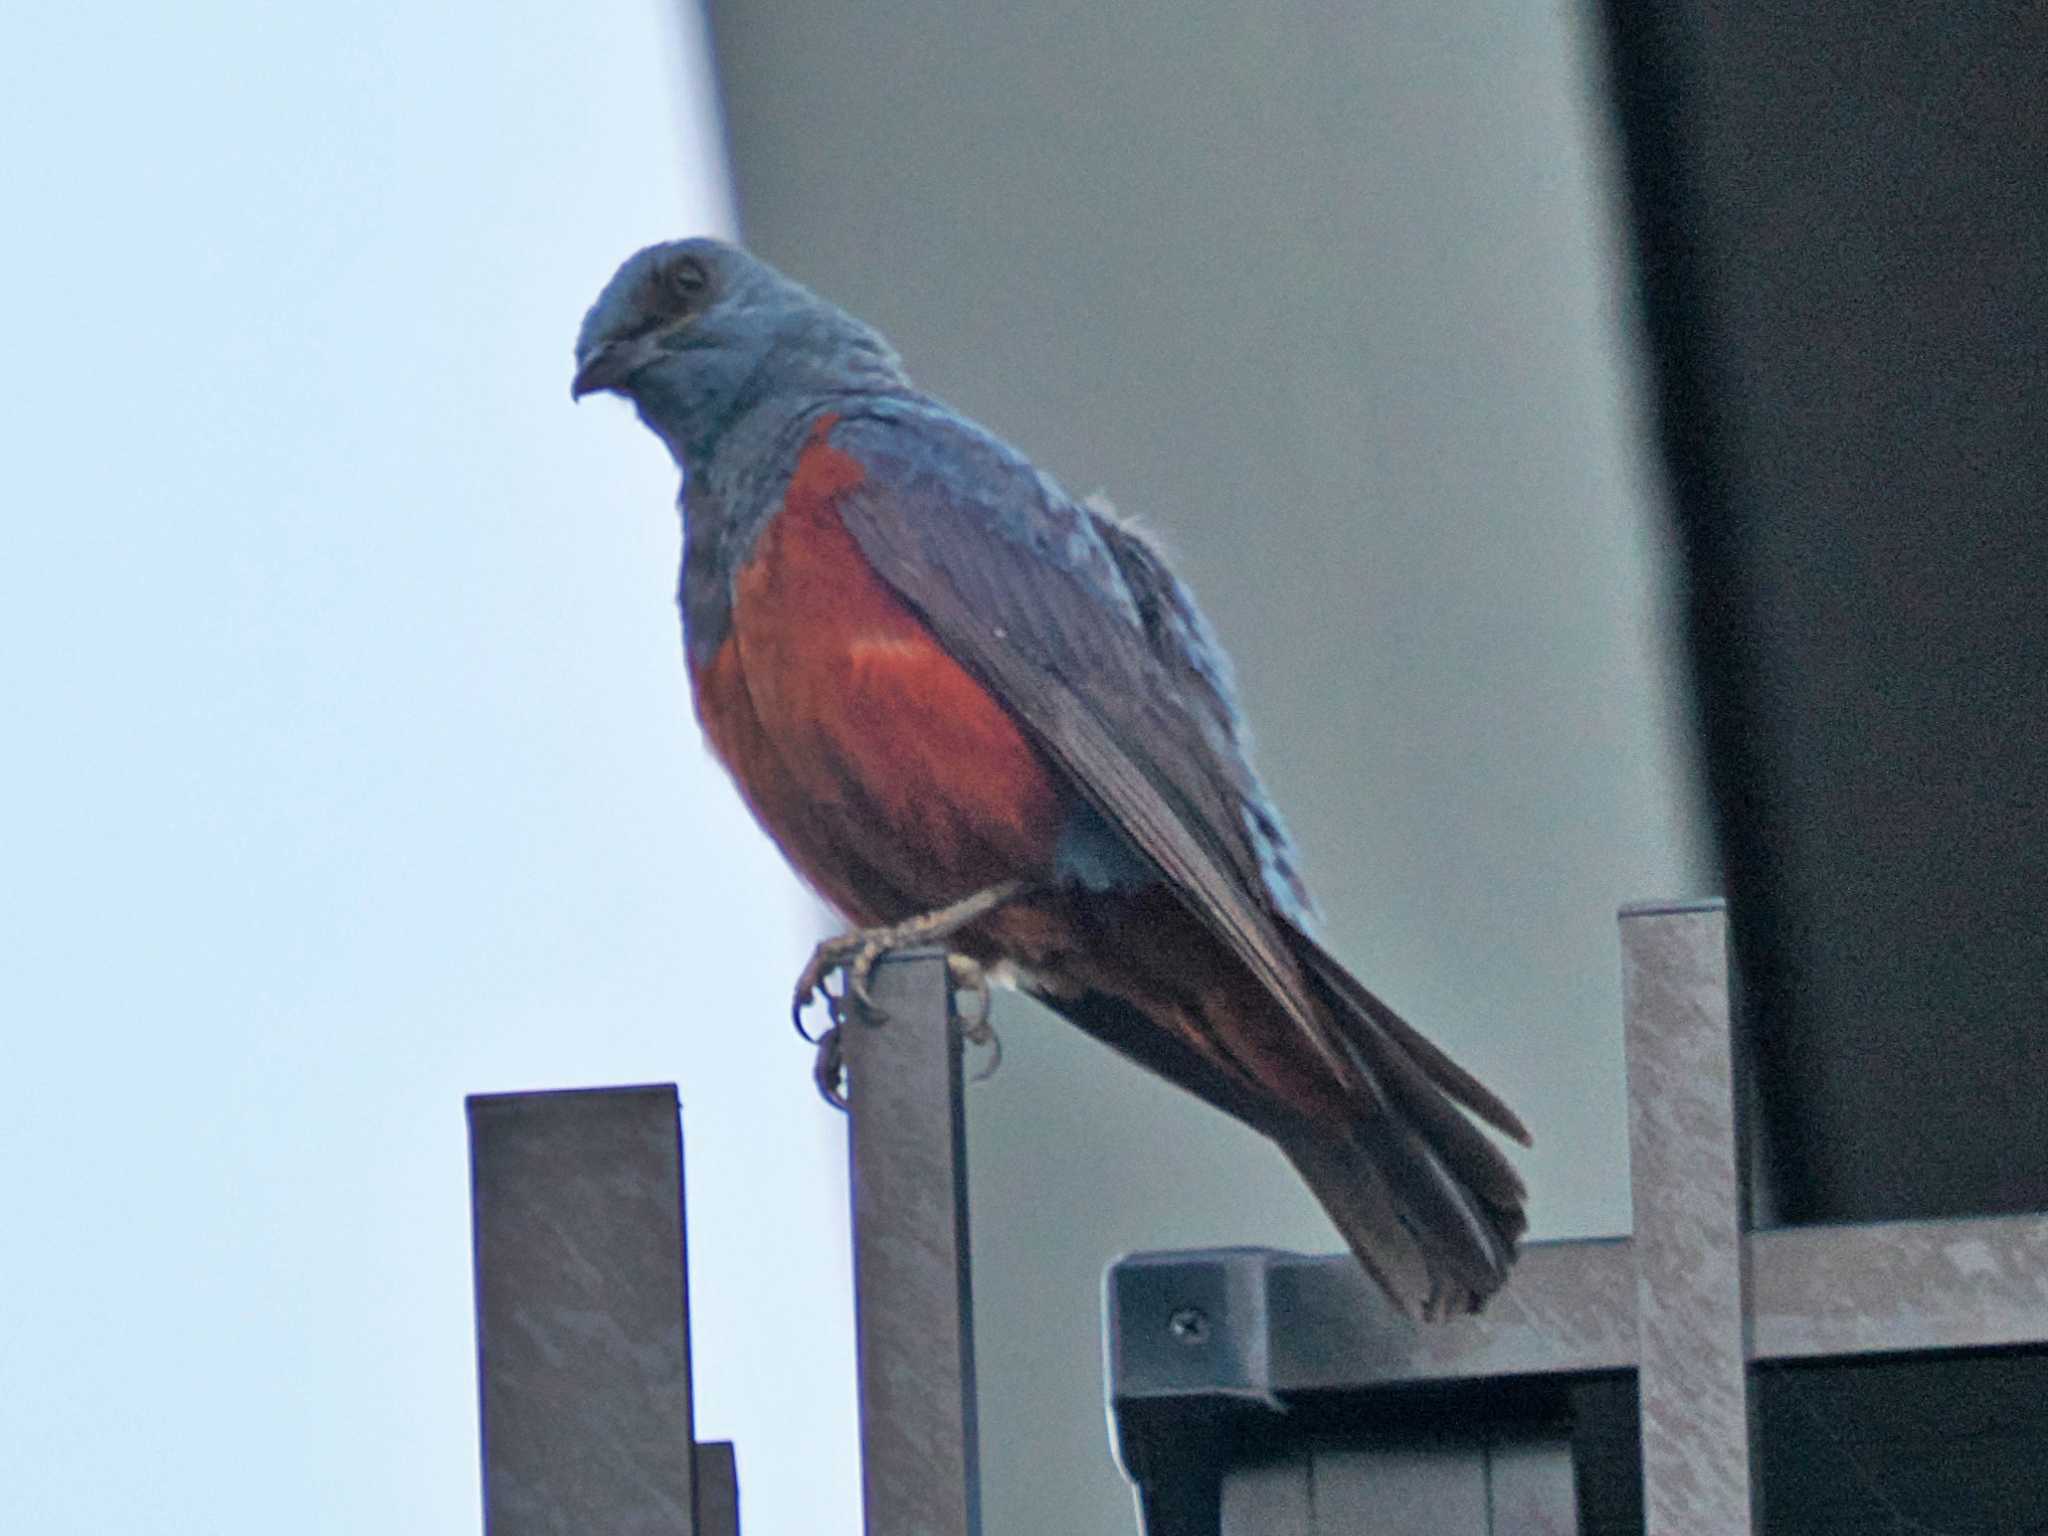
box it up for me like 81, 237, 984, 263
1167, 1306, 1210, 1346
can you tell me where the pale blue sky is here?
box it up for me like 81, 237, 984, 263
1, 3, 861, 1530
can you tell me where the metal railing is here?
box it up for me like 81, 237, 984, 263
1104, 901, 2048, 1533
457, 904, 2047, 1534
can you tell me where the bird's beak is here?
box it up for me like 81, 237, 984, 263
571, 334, 661, 400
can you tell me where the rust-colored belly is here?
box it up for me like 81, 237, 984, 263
689, 420, 1068, 926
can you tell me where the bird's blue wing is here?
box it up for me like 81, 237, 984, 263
827, 404, 1341, 1068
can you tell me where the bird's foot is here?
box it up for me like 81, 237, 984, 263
789, 929, 894, 1040
790, 879, 1029, 1036
809, 955, 1005, 1110
798, 888, 1027, 1112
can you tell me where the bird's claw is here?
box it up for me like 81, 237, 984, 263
793, 884, 1023, 1039
791, 931, 892, 1042
812, 1024, 849, 1111
791, 986, 831, 1045
795, 929, 902, 1111
806, 952, 1003, 1113
947, 954, 1003, 1084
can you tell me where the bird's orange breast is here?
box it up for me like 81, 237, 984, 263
690, 417, 1068, 924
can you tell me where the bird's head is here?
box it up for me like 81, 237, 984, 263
572, 238, 903, 468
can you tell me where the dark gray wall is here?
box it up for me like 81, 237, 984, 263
699, 3, 1707, 1529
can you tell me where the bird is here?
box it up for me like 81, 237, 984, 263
573, 238, 1530, 1316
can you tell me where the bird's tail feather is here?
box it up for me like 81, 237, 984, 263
1031, 939, 1530, 1317
1286, 928, 1530, 1315
1293, 927, 1530, 1148
1278, 1119, 1515, 1318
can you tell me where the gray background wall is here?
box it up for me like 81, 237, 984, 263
699, 3, 1707, 1528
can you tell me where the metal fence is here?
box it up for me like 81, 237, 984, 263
1105, 902, 2048, 1533
463, 907, 2048, 1533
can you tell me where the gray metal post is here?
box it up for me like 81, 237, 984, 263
1621, 899, 1757, 1535
468, 1084, 737, 1536
843, 948, 982, 1536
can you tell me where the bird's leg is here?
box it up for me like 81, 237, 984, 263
792, 878, 1028, 1029
798, 879, 1028, 1108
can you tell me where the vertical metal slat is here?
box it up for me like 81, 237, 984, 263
1622, 899, 1758, 1535
468, 1084, 702, 1535
844, 948, 981, 1536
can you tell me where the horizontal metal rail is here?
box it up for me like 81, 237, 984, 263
1111, 1211, 2048, 1403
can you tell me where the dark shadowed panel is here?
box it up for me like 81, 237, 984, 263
1597, 0, 2048, 1220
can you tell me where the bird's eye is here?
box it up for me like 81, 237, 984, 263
659, 255, 711, 312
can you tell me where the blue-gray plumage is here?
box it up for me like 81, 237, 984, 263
574, 238, 1531, 1315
